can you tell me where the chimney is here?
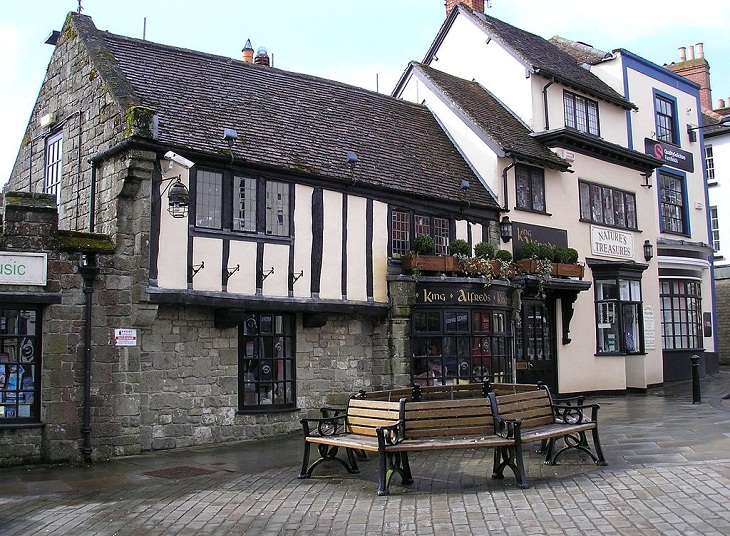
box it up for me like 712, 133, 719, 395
446, 0, 485, 16
719, 99, 726, 109
679, 47, 686, 62
665, 43, 712, 110
241, 39, 254, 63
254, 47, 270, 67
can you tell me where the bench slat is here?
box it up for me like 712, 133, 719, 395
405, 406, 491, 420
347, 407, 402, 420
405, 416, 493, 430
406, 398, 491, 410
305, 434, 381, 451
348, 416, 400, 429
386, 436, 512, 452
405, 426, 494, 438
348, 399, 402, 410
496, 390, 549, 404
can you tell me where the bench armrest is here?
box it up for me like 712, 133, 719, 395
493, 415, 522, 441
551, 403, 600, 424
319, 406, 347, 418
552, 395, 585, 406
300, 414, 347, 437
375, 420, 406, 447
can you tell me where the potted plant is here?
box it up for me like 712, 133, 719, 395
401, 235, 459, 272
553, 247, 584, 278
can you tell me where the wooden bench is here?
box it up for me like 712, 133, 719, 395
299, 394, 523, 495
492, 384, 607, 486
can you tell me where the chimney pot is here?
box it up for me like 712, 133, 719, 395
688, 45, 695, 60
241, 38, 254, 63
696, 42, 704, 59
719, 99, 726, 109
679, 46, 686, 61
254, 47, 270, 67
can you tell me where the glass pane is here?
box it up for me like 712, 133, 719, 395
195, 170, 223, 228
233, 176, 257, 232
619, 280, 630, 301
516, 168, 530, 209
602, 187, 614, 225
596, 280, 618, 300
265, 181, 289, 236
613, 190, 626, 228
531, 171, 545, 212
590, 185, 603, 222
622, 304, 640, 352
626, 194, 637, 229
391, 210, 410, 256
579, 183, 591, 220
597, 302, 619, 352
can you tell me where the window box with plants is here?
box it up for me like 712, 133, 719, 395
516, 243, 584, 279
453, 240, 514, 282
401, 235, 461, 273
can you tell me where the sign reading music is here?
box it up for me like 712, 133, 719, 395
0, 253, 47, 285
415, 283, 510, 307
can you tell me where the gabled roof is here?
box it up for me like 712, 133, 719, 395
419, 6, 635, 111
410, 63, 570, 171
702, 110, 730, 139
70, 13, 499, 210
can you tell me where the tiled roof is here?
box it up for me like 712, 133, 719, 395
72, 14, 499, 210
457, 7, 635, 110
702, 110, 730, 138
412, 63, 570, 171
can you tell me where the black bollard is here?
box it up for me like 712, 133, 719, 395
690, 355, 701, 404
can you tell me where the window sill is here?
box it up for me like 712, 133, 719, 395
237, 406, 300, 415
514, 207, 552, 216
708, 181, 718, 188
594, 352, 646, 357
0, 422, 44, 430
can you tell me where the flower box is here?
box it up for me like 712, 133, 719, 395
516, 260, 584, 279
401, 255, 461, 273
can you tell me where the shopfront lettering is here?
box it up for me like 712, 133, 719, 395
457, 289, 492, 303
417, 284, 509, 306
590, 225, 634, 259
0, 262, 26, 276
421, 289, 446, 303
0, 253, 47, 285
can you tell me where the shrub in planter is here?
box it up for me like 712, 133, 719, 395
495, 249, 513, 262
412, 234, 435, 255
449, 239, 471, 257
538, 243, 556, 262
518, 242, 539, 260
474, 241, 496, 259
563, 247, 579, 264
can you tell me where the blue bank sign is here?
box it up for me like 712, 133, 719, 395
0, 253, 47, 285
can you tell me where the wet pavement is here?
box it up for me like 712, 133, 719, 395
0, 370, 729, 535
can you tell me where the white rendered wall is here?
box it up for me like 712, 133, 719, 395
346, 196, 368, 301
293, 184, 314, 298
372, 200, 389, 303
156, 166, 190, 290
320, 190, 343, 300
192, 237, 222, 292
707, 132, 730, 266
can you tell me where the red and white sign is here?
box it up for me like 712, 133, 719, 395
114, 328, 138, 347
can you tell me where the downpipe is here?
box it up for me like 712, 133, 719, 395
78, 253, 99, 461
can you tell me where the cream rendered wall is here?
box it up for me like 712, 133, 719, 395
320, 191, 343, 300
191, 237, 222, 292
399, 72, 499, 198
157, 165, 190, 290
707, 132, 730, 266
226, 241, 258, 295
262, 244, 289, 297
431, 14, 535, 128
372, 201, 389, 303
293, 184, 313, 298
346, 196, 368, 301
587, 59, 624, 96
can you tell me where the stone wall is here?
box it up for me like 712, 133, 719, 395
715, 277, 730, 365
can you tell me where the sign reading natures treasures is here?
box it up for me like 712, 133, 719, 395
415, 283, 510, 307
590, 226, 634, 259
0, 253, 48, 285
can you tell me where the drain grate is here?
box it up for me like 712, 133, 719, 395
143, 466, 217, 479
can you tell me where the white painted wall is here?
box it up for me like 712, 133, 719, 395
293, 184, 313, 298
372, 200, 389, 303
262, 244, 289, 297
156, 166, 190, 290
346, 196, 368, 301
192, 237, 222, 292
707, 131, 730, 266
320, 191, 343, 300
227, 241, 257, 295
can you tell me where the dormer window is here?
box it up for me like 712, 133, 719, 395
563, 91, 599, 136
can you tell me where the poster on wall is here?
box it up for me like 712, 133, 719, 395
643, 305, 656, 350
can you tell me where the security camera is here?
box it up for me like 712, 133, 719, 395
164, 151, 195, 169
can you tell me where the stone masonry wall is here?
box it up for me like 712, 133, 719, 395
715, 278, 730, 365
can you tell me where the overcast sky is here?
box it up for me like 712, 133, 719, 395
2, 0, 729, 185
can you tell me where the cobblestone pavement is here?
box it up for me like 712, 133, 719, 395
0, 370, 729, 535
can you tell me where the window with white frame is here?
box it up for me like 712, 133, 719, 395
390, 209, 452, 257
711, 206, 720, 252
705, 145, 715, 184
563, 91, 599, 136
659, 171, 687, 235
44, 132, 63, 203
655, 94, 677, 144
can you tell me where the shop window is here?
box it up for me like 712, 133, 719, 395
390, 209, 452, 257
579, 180, 637, 230
515, 165, 545, 213
411, 308, 512, 385
594, 278, 643, 354
659, 171, 687, 235
0, 308, 41, 423
44, 131, 63, 204
660, 280, 702, 350
655, 92, 678, 144
563, 91, 599, 136
515, 301, 552, 361
239, 313, 296, 410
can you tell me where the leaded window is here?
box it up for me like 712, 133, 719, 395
391, 210, 452, 257
579, 181, 637, 230
564, 91, 599, 136
391, 210, 411, 257
655, 94, 677, 144
239, 313, 296, 410
515, 165, 545, 212
265, 181, 289, 236
233, 176, 257, 232
44, 131, 63, 202
659, 172, 687, 235
660, 280, 702, 350
0, 308, 41, 422
411, 308, 512, 385
195, 170, 223, 229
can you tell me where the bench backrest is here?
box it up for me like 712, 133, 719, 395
353, 382, 490, 402
490, 382, 542, 395
494, 389, 554, 429
402, 398, 496, 438
345, 398, 404, 436
352, 388, 414, 402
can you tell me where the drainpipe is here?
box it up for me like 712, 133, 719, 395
501, 157, 517, 211
78, 252, 99, 461
542, 79, 554, 130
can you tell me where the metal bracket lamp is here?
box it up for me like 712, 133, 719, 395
499, 216, 513, 243
190, 261, 205, 278
162, 176, 190, 218
643, 240, 654, 262
223, 264, 240, 284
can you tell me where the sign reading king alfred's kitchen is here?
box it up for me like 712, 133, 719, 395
590, 226, 634, 259
0, 253, 48, 285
